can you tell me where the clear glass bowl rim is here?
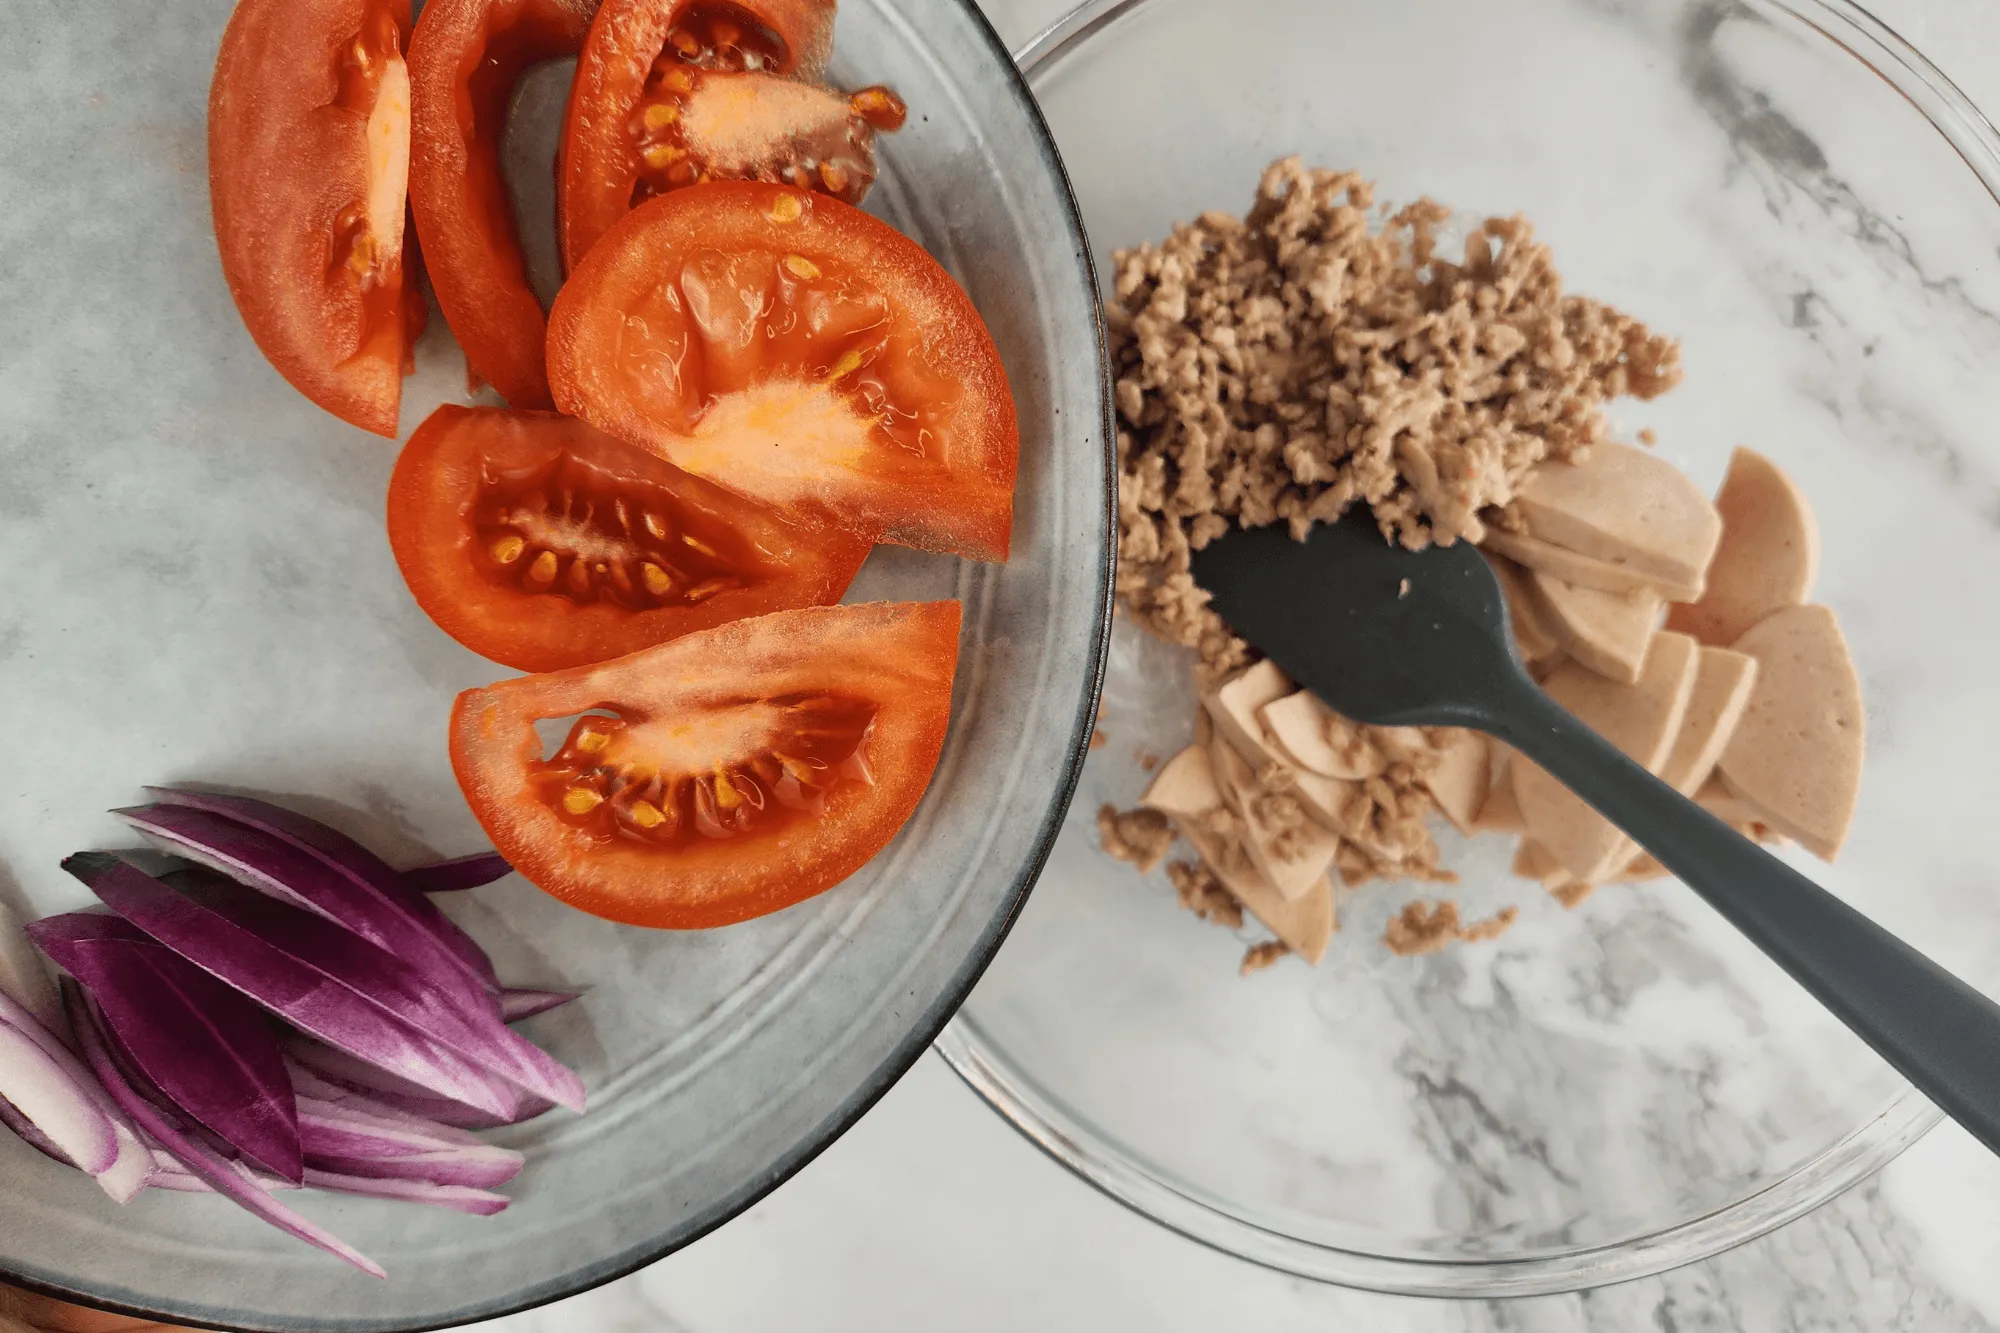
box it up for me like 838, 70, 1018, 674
937, 0, 2000, 1298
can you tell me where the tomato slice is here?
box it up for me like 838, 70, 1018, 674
547, 182, 1019, 562
408, 0, 597, 409
387, 405, 871, 673
558, 0, 900, 269
209, 0, 421, 437
450, 600, 961, 928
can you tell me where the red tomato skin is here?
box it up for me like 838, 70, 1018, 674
408, 0, 596, 409
556, 0, 837, 270
209, 0, 413, 437
387, 405, 872, 672
546, 182, 1019, 562
450, 601, 961, 928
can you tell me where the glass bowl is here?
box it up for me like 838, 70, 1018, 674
941, 0, 2000, 1297
0, 0, 1108, 1328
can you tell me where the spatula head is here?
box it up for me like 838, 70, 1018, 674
1187, 509, 1524, 727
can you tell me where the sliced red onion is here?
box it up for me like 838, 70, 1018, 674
140, 791, 498, 983
147, 1148, 301, 1194
147, 864, 582, 1112
0, 1088, 75, 1165
305, 1148, 523, 1190
0, 1017, 119, 1175
0, 894, 59, 1026
297, 1099, 524, 1189
66, 982, 384, 1278
302, 1170, 510, 1216
296, 1096, 489, 1156
120, 800, 498, 1003
146, 1166, 210, 1193
403, 853, 511, 894
288, 1072, 483, 1141
500, 988, 580, 1023
0, 984, 152, 1202
29, 917, 304, 1183
283, 1040, 553, 1129
68, 854, 524, 1120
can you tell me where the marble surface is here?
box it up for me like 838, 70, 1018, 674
483, 0, 2000, 1327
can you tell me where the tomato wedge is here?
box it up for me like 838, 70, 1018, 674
388, 405, 871, 672
210, 0, 422, 437
408, 0, 597, 409
450, 601, 960, 928
558, 0, 899, 268
547, 182, 1018, 562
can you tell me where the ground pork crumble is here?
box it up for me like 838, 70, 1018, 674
1383, 901, 1521, 958
1100, 157, 1683, 970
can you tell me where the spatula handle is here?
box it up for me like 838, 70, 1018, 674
1492, 673, 2000, 1155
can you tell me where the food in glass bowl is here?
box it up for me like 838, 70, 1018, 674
1097, 157, 1864, 972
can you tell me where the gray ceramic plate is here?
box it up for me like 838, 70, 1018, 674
0, 0, 1110, 1327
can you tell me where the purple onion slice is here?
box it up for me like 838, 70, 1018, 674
29, 915, 303, 1183
66, 982, 384, 1277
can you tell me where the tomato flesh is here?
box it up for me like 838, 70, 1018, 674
389, 406, 871, 672
534, 694, 876, 845
210, 0, 420, 436
626, 69, 902, 210
558, 0, 887, 269
409, 0, 596, 409
547, 182, 1018, 562
450, 601, 961, 928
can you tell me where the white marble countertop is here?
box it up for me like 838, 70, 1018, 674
472, 2, 2000, 1329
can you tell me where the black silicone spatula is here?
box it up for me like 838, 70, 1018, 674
1191, 508, 2000, 1157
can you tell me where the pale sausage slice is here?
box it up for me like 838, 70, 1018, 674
1660, 647, 1759, 795
1180, 821, 1335, 964
1514, 638, 1731, 884
1483, 526, 1703, 604
1141, 745, 1223, 821
1717, 604, 1864, 861
1486, 553, 1564, 666
1258, 691, 1386, 779
1667, 447, 1820, 647
1513, 442, 1723, 590
1142, 745, 1335, 963
1202, 660, 1293, 768
1473, 750, 1526, 833
1424, 731, 1490, 833
1528, 573, 1663, 685
1514, 631, 1700, 882
1512, 647, 1747, 887
1513, 839, 1568, 889
1210, 740, 1341, 900
1696, 777, 1767, 826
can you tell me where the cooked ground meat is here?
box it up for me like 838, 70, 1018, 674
1383, 900, 1520, 957
1107, 156, 1681, 680
1097, 804, 1176, 876
1100, 157, 1681, 966
1167, 858, 1245, 929
1239, 940, 1292, 975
